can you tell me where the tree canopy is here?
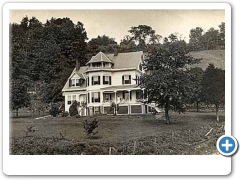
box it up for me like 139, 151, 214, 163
10, 16, 88, 103
201, 64, 225, 121
140, 40, 201, 123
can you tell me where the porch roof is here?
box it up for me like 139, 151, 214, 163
101, 84, 141, 92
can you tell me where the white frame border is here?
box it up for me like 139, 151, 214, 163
3, 3, 231, 175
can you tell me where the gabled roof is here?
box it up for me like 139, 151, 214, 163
86, 52, 113, 65
62, 66, 88, 92
106, 51, 143, 69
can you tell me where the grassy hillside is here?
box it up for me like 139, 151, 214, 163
190, 50, 225, 70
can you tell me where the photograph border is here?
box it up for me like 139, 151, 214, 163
3, 2, 231, 175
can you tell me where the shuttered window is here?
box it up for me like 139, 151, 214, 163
103, 75, 111, 85
92, 76, 100, 85
122, 75, 131, 84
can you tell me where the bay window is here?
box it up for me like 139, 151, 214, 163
92, 76, 100, 85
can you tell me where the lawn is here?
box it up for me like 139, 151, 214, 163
10, 112, 225, 155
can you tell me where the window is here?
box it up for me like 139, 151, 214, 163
72, 95, 76, 102
136, 75, 140, 85
103, 75, 111, 85
92, 62, 101, 67
71, 79, 80, 87
122, 75, 131, 85
72, 79, 76, 86
92, 76, 100, 85
76, 79, 80, 86
103, 62, 110, 67
94, 106, 100, 113
67, 96, 71, 105
91, 92, 100, 103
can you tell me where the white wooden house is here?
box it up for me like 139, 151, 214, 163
62, 51, 154, 116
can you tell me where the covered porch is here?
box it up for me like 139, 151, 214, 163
101, 85, 146, 105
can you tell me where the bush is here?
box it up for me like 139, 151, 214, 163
69, 101, 79, 116
76, 114, 80, 118
83, 118, 98, 134
61, 111, 69, 117
49, 103, 61, 117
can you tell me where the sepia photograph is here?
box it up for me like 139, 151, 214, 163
9, 7, 226, 156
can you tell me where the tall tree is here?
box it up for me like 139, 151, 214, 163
201, 28, 220, 50
128, 25, 161, 50
189, 27, 204, 51
201, 64, 225, 121
87, 35, 117, 57
10, 79, 30, 118
140, 40, 201, 123
218, 22, 225, 49
10, 17, 88, 103
119, 35, 137, 52
188, 67, 204, 111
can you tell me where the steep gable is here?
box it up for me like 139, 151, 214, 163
86, 52, 113, 65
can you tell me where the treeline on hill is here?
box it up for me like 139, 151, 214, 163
9, 16, 225, 117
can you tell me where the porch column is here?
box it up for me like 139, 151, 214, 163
128, 90, 131, 114
114, 91, 117, 103
100, 91, 103, 104
142, 89, 144, 100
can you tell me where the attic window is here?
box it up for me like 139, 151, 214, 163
92, 62, 102, 67
103, 62, 110, 67
71, 79, 80, 87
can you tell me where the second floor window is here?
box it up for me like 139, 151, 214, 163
122, 75, 131, 85
103, 75, 111, 85
136, 75, 141, 85
92, 76, 100, 85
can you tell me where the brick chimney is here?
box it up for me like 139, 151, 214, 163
114, 47, 118, 56
76, 59, 80, 71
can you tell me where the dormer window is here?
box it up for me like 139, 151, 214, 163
71, 79, 80, 87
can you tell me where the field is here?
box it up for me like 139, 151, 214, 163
10, 112, 225, 155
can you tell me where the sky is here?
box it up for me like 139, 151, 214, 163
10, 10, 225, 43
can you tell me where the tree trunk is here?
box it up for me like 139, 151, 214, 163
165, 107, 170, 124
216, 104, 219, 121
16, 108, 19, 118
196, 101, 199, 112
165, 97, 170, 124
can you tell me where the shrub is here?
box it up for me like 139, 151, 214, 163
49, 103, 61, 117
83, 118, 98, 134
69, 101, 79, 116
61, 111, 69, 117
76, 114, 80, 118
